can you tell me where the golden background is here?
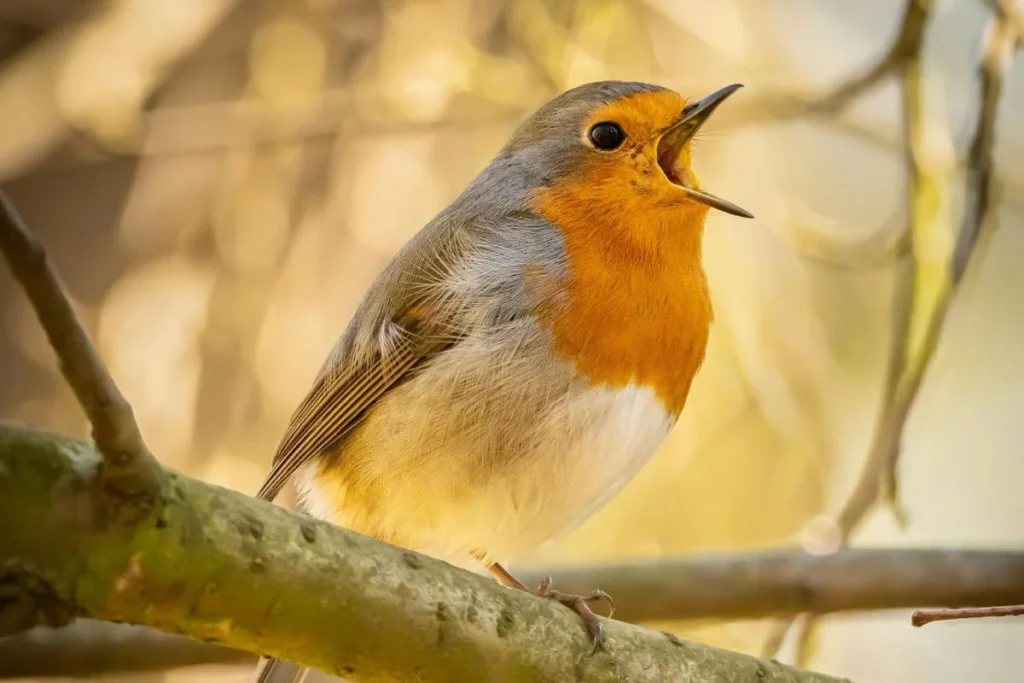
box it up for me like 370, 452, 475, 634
0, 0, 1022, 681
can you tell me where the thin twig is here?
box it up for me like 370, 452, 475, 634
808, 0, 932, 116
854, 0, 1018, 535
760, 617, 794, 661
727, 0, 932, 125
912, 605, 1024, 627
0, 190, 161, 520
983, 0, 1024, 40
954, 0, 1018, 282
835, 0, 950, 537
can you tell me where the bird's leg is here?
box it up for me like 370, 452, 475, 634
534, 574, 615, 652
483, 558, 530, 590
480, 556, 614, 652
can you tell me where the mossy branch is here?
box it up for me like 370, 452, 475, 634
0, 191, 161, 523
0, 421, 846, 683
5, 546, 1024, 677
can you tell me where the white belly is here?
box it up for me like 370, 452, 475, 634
297, 381, 674, 566
294, 322, 677, 566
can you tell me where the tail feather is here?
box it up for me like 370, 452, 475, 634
251, 656, 308, 683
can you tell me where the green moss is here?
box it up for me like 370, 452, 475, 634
0, 422, 848, 683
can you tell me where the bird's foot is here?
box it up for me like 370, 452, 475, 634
479, 557, 614, 652
535, 575, 615, 653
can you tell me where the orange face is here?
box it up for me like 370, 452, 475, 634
583, 89, 701, 198
523, 84, 750, 415
546, 90, 704, 254
522, 84, 749, 256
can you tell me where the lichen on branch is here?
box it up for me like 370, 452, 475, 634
0, 422, 847, 683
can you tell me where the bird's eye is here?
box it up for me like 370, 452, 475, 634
588, 122, 625, 150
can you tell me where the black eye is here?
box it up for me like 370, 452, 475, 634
588, 122, 625, 150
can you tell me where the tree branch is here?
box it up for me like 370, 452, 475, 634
983, 0, 1024, 42
0, 190, 162, 522
7, 545, 1024, 677
0, 188, 845, 682
764, 0, 1020, 662
954, 0, 1018, 282
0, 422, 846, 683
0, 620, 251, 678
6, 545, 1024, 677
771, 0, 1018, 662
726, 0, 932, 125
760, 0, 935, 646
832, 0, 939, 547
830, 0, 1017, 553
912, 605, 1024, 627
516, 549, 1024, 624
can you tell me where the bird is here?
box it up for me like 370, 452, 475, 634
250, 79, 752, 683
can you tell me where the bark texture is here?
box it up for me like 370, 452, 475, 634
0, 422, 847, 683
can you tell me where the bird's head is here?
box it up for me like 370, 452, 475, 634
500, 81, 751, 252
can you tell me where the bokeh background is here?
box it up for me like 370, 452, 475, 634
1, 0, 1022, 681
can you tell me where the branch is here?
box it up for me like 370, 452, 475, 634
0, 620, 251, 678
802, 0, 932, 116
762, 0, 934, 660
833, 0, 941, 542
0, 422, 845, 683
833, 0, 1018, 545
0, 191, 161, 522
726, 0, 932, 125
912, 605, 1024, 627
0, 188, 843, 682
896, 7, 1023, 633
983, 0, 1024, 41
764, 0, 1018, 663
7, 546, 1024, 676
954, 0, 1018, 282
516, 549, 1024, 624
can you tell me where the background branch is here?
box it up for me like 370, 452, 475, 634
0, 620, 251, 678
830, 0, 1018, 602
760, 0, 935, 655
954, 0, 1018, 280
760, 0, 1021, 661
726, 0, 931, 125
515, 549, 1024, 624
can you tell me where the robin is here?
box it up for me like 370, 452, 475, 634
251, 80, 751, 683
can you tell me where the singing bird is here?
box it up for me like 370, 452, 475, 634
252, 80, 751, 683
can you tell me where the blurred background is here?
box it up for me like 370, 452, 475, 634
0, 0, 1022, 681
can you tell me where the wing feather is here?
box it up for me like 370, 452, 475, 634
252, 209, 551, 503
255, 323, 421, 501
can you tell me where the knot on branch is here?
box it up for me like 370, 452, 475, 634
0, 564, 77, 636
99, 466, 165, 527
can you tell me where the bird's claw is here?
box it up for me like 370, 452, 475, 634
535, 575, 614, 653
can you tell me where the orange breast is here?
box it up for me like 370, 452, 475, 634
531, 166, 713, 417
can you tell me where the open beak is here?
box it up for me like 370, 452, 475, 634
657, 83, 753, 219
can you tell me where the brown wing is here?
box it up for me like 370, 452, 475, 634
255, 321, 422, 501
